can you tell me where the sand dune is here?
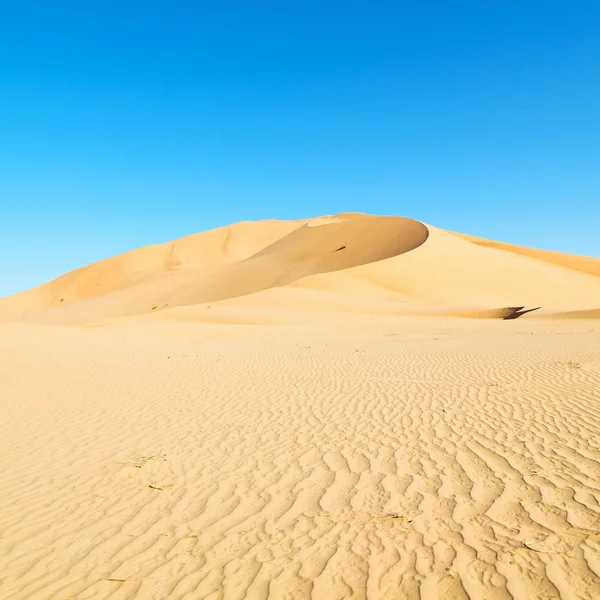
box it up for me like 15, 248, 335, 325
0, 213, 598, 323
1, 214, 600, 599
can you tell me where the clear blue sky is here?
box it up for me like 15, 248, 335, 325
1, 1, 599, 297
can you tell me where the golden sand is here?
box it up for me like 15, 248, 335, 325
1, 214, 599, 599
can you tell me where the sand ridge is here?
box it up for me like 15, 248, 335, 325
453, 231, 600, 277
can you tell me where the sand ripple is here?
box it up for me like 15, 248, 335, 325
1, 320, 599, 599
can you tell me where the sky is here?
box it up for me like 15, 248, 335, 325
1, 1, 599, 297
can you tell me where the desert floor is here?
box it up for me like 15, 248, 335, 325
1, 316, 599, 600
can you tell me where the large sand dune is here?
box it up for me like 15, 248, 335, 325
1, 214, 600, 599
1, 213, 599, 324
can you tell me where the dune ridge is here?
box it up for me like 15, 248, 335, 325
453, 231, 600, 277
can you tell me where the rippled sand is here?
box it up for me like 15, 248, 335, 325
1, 317, 599, 599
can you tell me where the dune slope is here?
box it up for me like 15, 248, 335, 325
454, 232, 600, 277
0, 219, 304, 317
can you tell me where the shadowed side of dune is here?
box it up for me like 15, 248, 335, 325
164, 216, 429, 308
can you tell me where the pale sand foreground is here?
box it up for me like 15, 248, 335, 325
1, 317, 600, 600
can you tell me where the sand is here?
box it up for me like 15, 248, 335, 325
1, 214, 599, 599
